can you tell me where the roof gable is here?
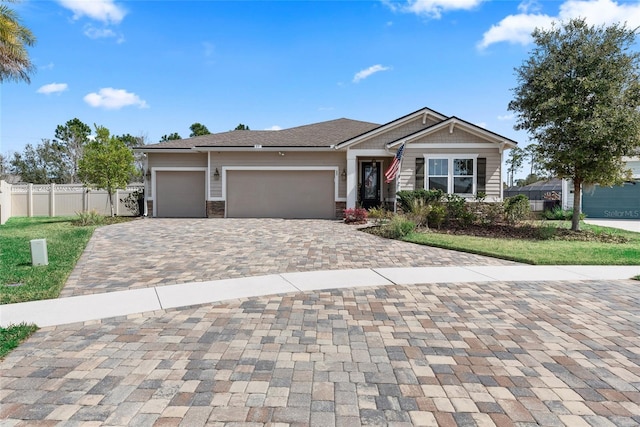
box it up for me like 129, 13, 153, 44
386, 116, 518, 149
333, 107, 448, 150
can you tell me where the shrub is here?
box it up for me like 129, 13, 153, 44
504, 194, 531, 224
343, 207, 368, 224
445, 194, 476, 227
427, 204, 446, 229
379, 216, 416, 239
406, 198, 431, 228
474, 202, 504, 226
73, 210, 106, 226
542, 206, 585, 221
396, 189, 444, 213
120, 189, 144, 216
368, 206, 393, 225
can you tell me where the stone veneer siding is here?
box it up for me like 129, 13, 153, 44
335, 202, 346, 219
207, 201, 225, 218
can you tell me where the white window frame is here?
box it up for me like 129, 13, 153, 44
424, 154, 478, 196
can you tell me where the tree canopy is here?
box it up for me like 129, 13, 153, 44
54, 118, 91, 183
78, 125, 135, 217
160, 132, 181, 142
505, 146, 524, 187
10, 139, 66, 184
0, 0, 36, 83
234, 123, 250, 130
189, 122, 210, 137
508, 18, 640, 231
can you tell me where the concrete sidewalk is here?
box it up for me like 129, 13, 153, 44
584, 219, 640, 232
2, 265, 639, 328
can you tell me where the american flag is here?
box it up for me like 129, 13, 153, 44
384, 142, 406, 183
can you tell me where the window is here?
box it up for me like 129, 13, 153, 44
415, 158, 424, 190
426, 156, 477, 195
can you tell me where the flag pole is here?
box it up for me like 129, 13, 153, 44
393, 144, 405, 214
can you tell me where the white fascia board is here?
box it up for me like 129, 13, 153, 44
405, 143, 499, 150
194, 146, 334, 152
137, 148, 195, 153
346, 149, 392, 160
335, 108, 448, 150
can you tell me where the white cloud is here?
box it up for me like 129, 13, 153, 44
384, 0, 485, 19
37, 83, 68, 95
83, 88, 148, 110
58, 0, 126, 24
353, 64, 391, 83
40, 62, 55, 70
265, 125, 282, 131
479, 0, 640, 49
84, 25, 124, 43
475, 122, 487, 128
497, 113, 515, 121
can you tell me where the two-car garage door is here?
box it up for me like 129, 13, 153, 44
226, 170, 335, 219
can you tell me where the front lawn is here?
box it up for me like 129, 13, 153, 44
403, 222, 640, 265
0, 217, 96, 304
0, 323, 38, 359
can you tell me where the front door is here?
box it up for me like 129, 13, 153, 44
361, 161, 381, 209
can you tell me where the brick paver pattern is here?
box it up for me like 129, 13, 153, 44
2, 280, 639, 426
62, 219, 517, 297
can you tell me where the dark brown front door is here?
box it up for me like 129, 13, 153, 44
361, 161, 381, 209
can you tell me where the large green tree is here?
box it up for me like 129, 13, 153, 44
509, 19, 640, 231
10, 139, 66, 183
505, 146, 525, 187
54, 118, 91, 183
116, 133, 147, 182
160, 132, 181, 142
189, 122, 210, 137
78, 126, 135, 217
0, 0, 36, 83
234, 123, 250, 131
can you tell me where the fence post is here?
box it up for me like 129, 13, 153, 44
50, 183, 56, 217
28, 183, 33, 217
115, 189, 119, 216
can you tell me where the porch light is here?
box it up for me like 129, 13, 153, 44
341, 169, 346, 180
214, 168, 220, 180
145, 169, 151, 180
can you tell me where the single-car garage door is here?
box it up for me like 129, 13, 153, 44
226, 170, 335, 218
582, 181, 640, 219
156, 171, 206, 218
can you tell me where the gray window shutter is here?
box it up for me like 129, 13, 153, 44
477, 158, 486, 194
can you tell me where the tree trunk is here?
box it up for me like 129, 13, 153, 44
108, 191, 115, 217
571, 179, 582, 231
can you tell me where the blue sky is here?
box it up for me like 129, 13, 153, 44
3, 0, 640, 174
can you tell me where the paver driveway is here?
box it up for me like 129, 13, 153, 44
2, 280, 639, 426
62, 218, 516, 297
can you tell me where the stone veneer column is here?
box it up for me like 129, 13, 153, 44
335, 201, 346, 219
207, 201, 225, 218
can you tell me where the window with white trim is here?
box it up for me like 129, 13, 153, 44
426, 155, 477, 195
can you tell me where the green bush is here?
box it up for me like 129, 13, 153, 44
396, 189, 444, 213
474, 202, 504, 226
379, 216, 416, 239
427, 204, 447, 229
542, 206, 585, 221
368, 206, 393, 225
406, 198, 431, 228
504, 194, 531, 224
445, 194, 476, 227
73, 210, 106, 226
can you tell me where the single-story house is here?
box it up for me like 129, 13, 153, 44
138, 107, 518, 218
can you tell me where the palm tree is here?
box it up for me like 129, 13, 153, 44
0, 0, 36, 83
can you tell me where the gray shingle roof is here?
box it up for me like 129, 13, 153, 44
143, 118, 380, 150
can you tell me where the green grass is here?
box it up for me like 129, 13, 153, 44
0, 323, 38, 359
403, 222, 640, 265
0, 217, 97, 304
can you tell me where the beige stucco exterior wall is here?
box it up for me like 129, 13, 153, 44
353, 116, 441, 149
209, 151, 346, 199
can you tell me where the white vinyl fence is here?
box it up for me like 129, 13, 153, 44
0, 181, 144, 225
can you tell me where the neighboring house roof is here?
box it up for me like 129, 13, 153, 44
141, 118, 379, 150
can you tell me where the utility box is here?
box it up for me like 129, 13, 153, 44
30, 239, 49, 266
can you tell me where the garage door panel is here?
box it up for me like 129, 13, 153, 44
227, 170, 335, 219
156, 171, 206, 218
582, 181, 640, 219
